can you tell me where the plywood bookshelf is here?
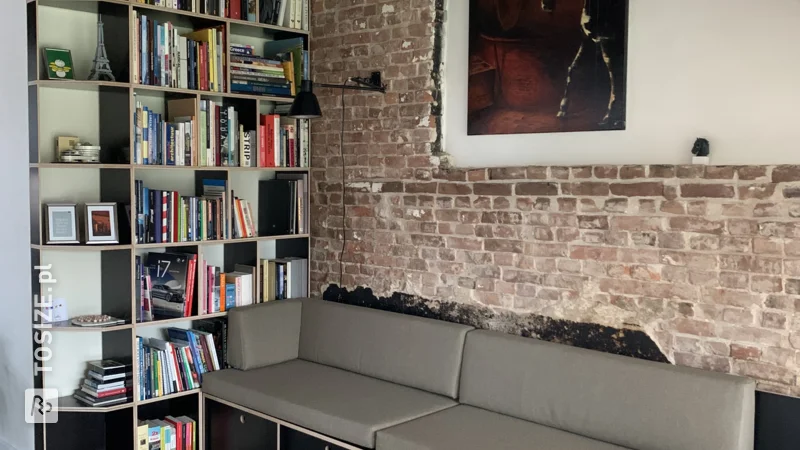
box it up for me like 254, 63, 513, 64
27, 1, 310, 449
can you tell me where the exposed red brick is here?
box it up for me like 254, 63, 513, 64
611, 216, 664, 231
731, 344, 761, 361
609, 182, 664, 197
772, 165, 800, 183
571, 166, 593, 179
526, 167, 548, 179
473, 183, 512, 196
515, 182, 559, 196
737, 166, 768, 181
593, 166, 619, 179
677, 165, 706, 179
489, 167, 526, 180
668, 217, 725, 234
650, 165, 676, 178
619, 165, 646, 179
680, 184, 736, 198
739, 184, 777, 200
570, 246, 618, 261
561, 182, 610, 196
704, 166, 735, 179
783, 186, 800, 198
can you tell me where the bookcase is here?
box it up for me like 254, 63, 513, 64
27, 1, 310, 449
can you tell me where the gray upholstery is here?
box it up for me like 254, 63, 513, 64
227, 300, 301, 370
459, 330, 756, 450
377, 405, 629, 450
202, 359, 457, 448
298, 299, 473, 398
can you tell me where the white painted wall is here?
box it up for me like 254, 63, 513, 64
0, 0, 34, 449
443, 0, 800, 167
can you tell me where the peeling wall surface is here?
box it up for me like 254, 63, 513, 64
310, 0, 800, 396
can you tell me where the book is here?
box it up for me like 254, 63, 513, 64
146, 252, 192, 319
137, 423, 149, 450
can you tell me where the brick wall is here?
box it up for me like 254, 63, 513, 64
309, 0, 800, 395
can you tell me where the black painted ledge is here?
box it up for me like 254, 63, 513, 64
323, 285, 669, 363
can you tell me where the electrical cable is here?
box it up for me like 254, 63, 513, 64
338, 80, 348, 292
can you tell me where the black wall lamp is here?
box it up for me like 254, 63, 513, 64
288, 72, 387, 119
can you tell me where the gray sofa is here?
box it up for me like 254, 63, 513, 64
202, 298, 756, 450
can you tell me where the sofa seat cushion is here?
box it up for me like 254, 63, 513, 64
202, 359, 457, 448
376, 405, 629, 450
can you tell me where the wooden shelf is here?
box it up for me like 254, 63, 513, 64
32, 244, 133, 251
131, 164, 309, 172
57, 395, 134, 413
134, 234, 309, 249
133, 83, 294, 103
135, 312, 228, 328
29, 79, 132, 91
30, 163, 309, 171
31, 163, 131, 169
131, 1, 309, 35
137, 388, 201, 406
37, 323, 133, 333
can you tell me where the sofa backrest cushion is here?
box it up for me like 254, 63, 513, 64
228, 300, 302, 370
459, 330, 755, 450
298, 299, 473, 399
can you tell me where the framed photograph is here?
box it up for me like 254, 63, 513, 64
45, 204, 79, 244
85, 203, 119, 244
42, 48, 75, 80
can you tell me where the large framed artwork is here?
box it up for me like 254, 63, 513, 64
468, 0, 629, 135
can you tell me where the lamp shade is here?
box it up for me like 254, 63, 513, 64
289, 80, 322, 119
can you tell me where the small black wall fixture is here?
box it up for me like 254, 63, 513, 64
288, 72, 387, 119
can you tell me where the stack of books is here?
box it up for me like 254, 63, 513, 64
135, 179, 229, 244
230, 44, 292, 97
200, 99, 256, 167
136, 326, 224, 400
134, 0, 256, 21
138, 416, 197, 450
200, 263, 256, 312
133, 15, 225, 92
136, 252, 198, 321
257, 114, 309, 168
73, 360, 132, 407
260, 257, 308, 301
260, 0, 309, 31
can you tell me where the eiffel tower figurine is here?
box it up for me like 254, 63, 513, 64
88, 17, 115, 81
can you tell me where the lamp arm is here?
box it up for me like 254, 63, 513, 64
315, 82, 386, 93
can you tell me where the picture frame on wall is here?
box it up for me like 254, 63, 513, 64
45, 204, 79, 244
85, 203, 119, 244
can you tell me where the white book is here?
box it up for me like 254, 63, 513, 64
278, 0, 290, 27
302, 0, 309, 30
180, 36, 188, 89
295, 0, 302, 29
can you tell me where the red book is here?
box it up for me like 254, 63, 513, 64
259, 123, 267, 167
164, 417, 184, 450
185, 254, 197, 317
230, 0, 241, 20
266, 114, 278, 168
92, 387, 127, 398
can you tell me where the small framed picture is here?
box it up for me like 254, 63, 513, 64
85, 203, 119, 244
45, 204, 79, 244
42, 48, 75, 80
